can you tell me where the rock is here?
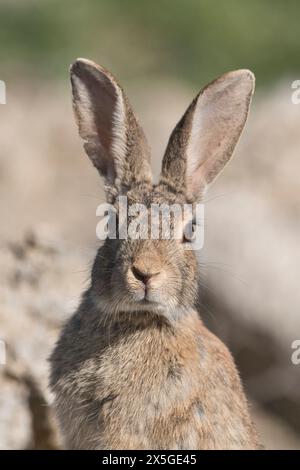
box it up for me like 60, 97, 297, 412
0, 229, 89, 449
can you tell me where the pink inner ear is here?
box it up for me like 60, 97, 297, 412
186, 72, 254, 197
71, 63, 121, 180
71, 60, 134, 190
71, 59, 153, 196
87, 72, 116, 151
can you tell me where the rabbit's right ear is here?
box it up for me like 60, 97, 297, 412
70, 59, 152, 201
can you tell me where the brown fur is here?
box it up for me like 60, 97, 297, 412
49, 59, 260, 449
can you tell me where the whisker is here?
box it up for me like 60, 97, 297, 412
202, 190, 240, 204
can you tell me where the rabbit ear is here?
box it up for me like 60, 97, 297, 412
70, 58, 152, 200
160, 70, 255, 200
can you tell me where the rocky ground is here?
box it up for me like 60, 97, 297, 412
0, 229, 86, 449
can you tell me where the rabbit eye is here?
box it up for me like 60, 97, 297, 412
182, 221, 197, 243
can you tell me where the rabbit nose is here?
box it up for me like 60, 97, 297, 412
132, 265, 160, 286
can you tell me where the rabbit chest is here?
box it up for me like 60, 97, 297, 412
85, 323, 206, 449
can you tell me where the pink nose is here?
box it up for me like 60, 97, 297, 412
132, 265, 160, 286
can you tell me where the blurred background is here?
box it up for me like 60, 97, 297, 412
1, 0, 300, 449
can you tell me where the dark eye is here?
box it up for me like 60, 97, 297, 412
182, 221, 197, 243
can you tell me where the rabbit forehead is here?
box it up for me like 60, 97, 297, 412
122, 183, 187, 207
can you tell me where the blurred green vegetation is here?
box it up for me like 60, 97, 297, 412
0, 0, 299, 87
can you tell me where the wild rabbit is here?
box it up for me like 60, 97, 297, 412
50, 59, 260, 449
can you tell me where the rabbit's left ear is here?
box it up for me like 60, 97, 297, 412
160, 70, 255, 200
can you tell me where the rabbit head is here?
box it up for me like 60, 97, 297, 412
71, 59, 254, 322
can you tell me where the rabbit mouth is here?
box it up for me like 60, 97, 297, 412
131, 290, 160, 305
128, 287, 173, 311
129, 283, 163, 302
